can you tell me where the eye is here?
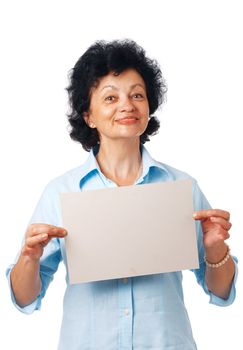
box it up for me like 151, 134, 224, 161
132, 93, 144, 99
104, 95, 116, 102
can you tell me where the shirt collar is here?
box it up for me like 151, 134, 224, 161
141, 146, 170, 179
78, 144, 170, 187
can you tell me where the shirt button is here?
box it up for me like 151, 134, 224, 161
123, 278, 128, 284
125, 309, 130, 316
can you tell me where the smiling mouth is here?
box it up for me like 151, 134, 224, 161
116, 116, 139, 121
115, 117, 139, 125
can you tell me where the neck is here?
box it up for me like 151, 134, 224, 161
96, 138, 142, 186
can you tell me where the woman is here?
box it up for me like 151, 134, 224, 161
7, 40, 237, 349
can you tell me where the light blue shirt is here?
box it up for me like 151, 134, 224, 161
6, 145, 237, 350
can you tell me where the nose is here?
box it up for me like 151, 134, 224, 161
119, 97, 135, 113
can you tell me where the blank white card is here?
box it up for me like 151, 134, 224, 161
60, 179, 199, 284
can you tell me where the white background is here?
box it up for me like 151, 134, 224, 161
0, 1, 242, 349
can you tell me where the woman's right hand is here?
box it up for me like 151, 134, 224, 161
22, 224, 67, 260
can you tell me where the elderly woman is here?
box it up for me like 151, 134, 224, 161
7, 40, 237, 350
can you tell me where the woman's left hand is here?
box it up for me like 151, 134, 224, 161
193, 209, 232, 262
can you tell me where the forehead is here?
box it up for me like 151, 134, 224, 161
95, 68, 146, 91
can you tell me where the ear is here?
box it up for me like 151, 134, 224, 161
83, 112, 96, 129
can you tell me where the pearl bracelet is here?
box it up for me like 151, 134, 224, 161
204, 245, 231, 268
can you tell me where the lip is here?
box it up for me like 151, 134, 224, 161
115, 116, 139, 125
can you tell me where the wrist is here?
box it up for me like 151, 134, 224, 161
204, 242, 228, 263
19, 252, 41, 267
204, 244, 231, 268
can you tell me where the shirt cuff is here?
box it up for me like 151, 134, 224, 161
205, 256, 238, 307
6, 265, 42, 314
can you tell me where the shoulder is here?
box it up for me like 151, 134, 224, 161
153, 159, 207, 200
159, 162, 195, 181
29, 165, 87, 225
153, 158, 198, 185
42, 164, 86, 196
157, 161, 211, 210
143, 146, 197, 182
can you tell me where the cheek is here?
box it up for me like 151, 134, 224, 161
144, 108, 150, 126
95, 105, 115, 119
140, 101, 150, 117
142, 108, 150, 122
103, 108, 115, 119
143, 118, 149, 132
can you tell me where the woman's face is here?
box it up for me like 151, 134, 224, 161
84, 68, 150, 143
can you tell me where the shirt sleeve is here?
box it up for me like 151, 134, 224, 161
191, 180, 238, 307
6, 180, 63, 314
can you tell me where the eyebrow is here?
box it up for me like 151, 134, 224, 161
100, 83, 146, 92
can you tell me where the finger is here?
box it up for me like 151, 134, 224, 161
27, 224, 67, 238
203, 232, 230, 250
26, 233, 49, 247
210, 217, 232, 230
203, 227, 230, 242
47, 227, 68, 238
39, 234, 52, 246
215, 230, 230, 241
193, 209, 230, 221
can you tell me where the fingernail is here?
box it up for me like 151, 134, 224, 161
193, 213, 197, 218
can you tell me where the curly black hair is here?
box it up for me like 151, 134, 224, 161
66, 39, 167, 151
